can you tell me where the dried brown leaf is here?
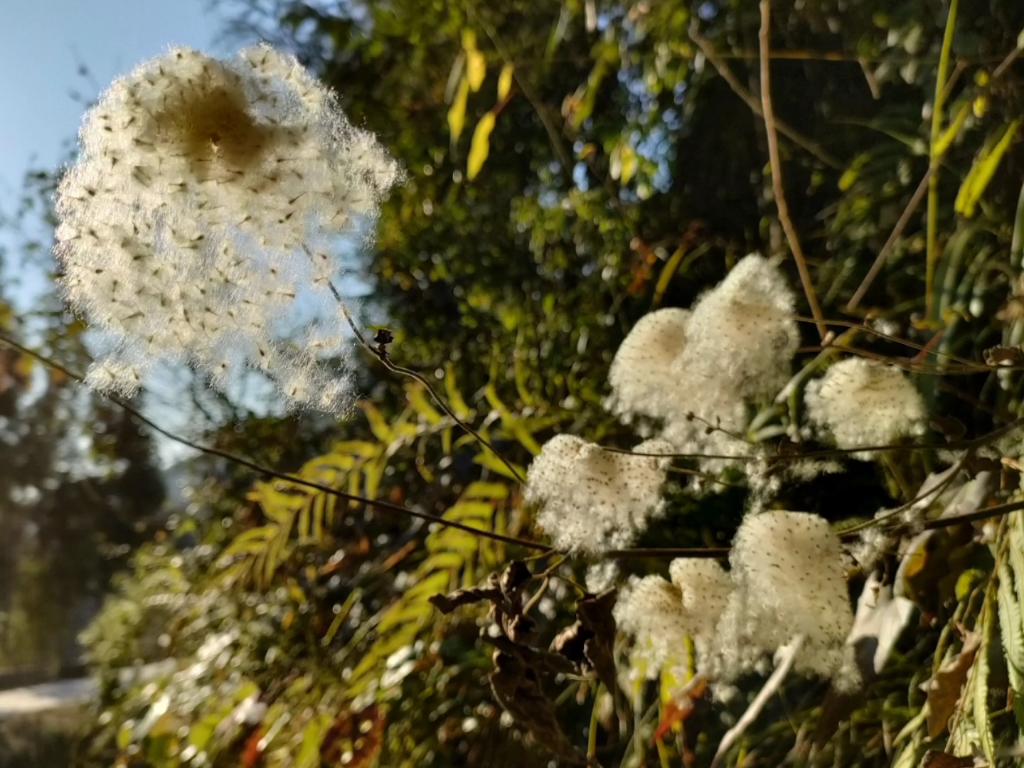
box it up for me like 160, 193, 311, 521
924, 632, 981, 739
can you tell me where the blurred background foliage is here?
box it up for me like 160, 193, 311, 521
7, 0, 1024, 766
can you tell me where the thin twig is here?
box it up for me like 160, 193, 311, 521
0, 331, 549, 553
836, 453, 967, 536
609, 411, 1024, 462
712, 635, 805, 768
759, 1, 828, 343
668, 466, 747, 488
608, 547, 729, 559
846, 165, 935, 310
8, 333, 1024, 564
689, 22, 842, 170
792, 314, 981, 369
607, 498, 1024, 559
329, 280, 527, 484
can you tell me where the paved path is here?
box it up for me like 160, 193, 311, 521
0, 678, 95, 719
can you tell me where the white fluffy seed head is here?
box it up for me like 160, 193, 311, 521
607, 308, 689, 423
525, 435, 672, 555
711, 510, 854, 683
615, 560, 732, 680
55, 45, 401, 411
805, 358, 926, 453
613, 575, 689, 680
668, 558, 732, 659
605, 255, 799, 475
678, 254, 800, 403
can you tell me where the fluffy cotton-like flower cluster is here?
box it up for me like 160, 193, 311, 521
525, 435, 672, 554
55, 45, 400, 410
804, 358, 925, 453
614, 575, 691, 680
607, 255, 799, 466
614, 559, 731, 680
606, 308, 689, 424
682, 254, 800, 402
711, 511, 856, 686
616, 512, 855, 693
668, 558, 732, 659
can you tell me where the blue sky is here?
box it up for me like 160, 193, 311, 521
0, 1, 228, 207
0, 1, 237, 463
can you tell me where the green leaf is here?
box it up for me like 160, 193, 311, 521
484, 381, 541, 454
611, 143, 638, 184
329, 440, 380, 459
997, 563, 1024, 672
219, 526, 276, 560
467, 111, 496, 180
568, 53, 611, 130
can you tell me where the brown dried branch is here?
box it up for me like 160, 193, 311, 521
759, 0, 828, 342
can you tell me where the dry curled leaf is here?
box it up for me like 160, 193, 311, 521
924, 632, 981, 739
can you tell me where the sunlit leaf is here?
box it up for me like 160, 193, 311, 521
955, 120, 1020, 217
447, 77, 469, 143
497, 63, 514, 100
467, 111, 496, 180
466, 49, 486, 92
924, 631, 979, 738
933, 101, 970, 157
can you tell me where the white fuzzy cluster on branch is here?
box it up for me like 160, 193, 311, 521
615, 510, 857, 694
55, 45, 400, 411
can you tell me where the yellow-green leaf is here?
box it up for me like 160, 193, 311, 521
359, 400, 393, 443
838, 153, 868, 191
296, 714, 332, 768
461, 29, 477, 51
934, 101, 970, 157
448, 77, 470, 142
973, 604, 995, 763
462, 481, 509, 500
497, 63, 514, 100
611, 143, 638, 185
973, 94, 989, 118
955, 120, 1020, 217
330, 440, 380, 459
466, 49, 486, 92
364, 457, 385, 500
467, 111, 496, 180
473, 451, 525, 481
444, 363, 472, 419
406, 382, 443, 425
